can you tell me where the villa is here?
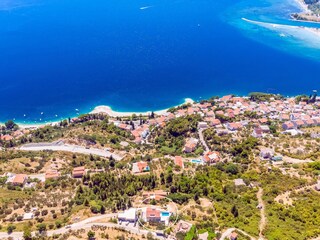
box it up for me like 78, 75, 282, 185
203, 151, 221, 164
10, 174, 28, 187
141, 207, 172, 226
144, 208, 161, 223
184, 138, 198, 153
132, 161, 150, 174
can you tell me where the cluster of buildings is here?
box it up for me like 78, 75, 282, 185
115, 121, 151, 144
114, 94, 320, 143
2, 166, 87, 188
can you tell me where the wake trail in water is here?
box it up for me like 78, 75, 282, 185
140, 5, 154, 10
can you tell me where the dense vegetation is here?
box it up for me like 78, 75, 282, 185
74, 173, 158, 212
249, 92, 283, 102
152, 115, 202, 155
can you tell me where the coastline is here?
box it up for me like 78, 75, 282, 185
10, 98, 194, 129
292, 0, 320, 22
90, 98, 195, 117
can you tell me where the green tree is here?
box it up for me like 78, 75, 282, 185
36, 223, 47, 233
87, 230, 95, 239
5, 120, 18, 131
23, 226, 32, 240
231, 205, 239, 218
7, 225, 16, 234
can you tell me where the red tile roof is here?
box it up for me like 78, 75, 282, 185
174, 156, 184, 168
146, 208, 161, 218
12, 174, 27, 185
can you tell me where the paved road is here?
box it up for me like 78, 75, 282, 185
198, 128, 210, 152
19, 142, 123, 161
0, 213, 164, 240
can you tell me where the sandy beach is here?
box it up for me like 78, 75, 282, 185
242, 17, 320, 46
90, 98, 194, 117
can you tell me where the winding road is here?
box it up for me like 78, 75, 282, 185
198, 128, 210, 152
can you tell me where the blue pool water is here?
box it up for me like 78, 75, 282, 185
1, 0, 320, 123
191, 159, 203, 164
161, 212, 170, 217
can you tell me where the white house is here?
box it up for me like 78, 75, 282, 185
118, 208, 137, 222
23, 213, 34, 220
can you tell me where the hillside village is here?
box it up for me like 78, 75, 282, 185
0, 93, 320, 239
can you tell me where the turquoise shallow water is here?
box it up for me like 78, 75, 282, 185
0, 0, 320, 124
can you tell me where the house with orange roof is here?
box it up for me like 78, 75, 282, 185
187, 107, 195, 115
303, 118, 315, 126
45, 170, 60, 180
203, 151, 221, 165
280, 114, 290, 121
226, 122, 242, 131
117, 123, 133, 131
258, 118, 268, 124
200, 102, 212, 109
174, 156, 184, 169
209, 118, 221, 127
231, 97, 244, 103
184, 138, 198, 153
221, 95, 233, 102
282, 121, 295, 130
145, 208, 161, 222
1, 135, 13, 141
206, 110, 215, 117
229, 232, 238, 240
72, 166, 86, 178
215, 110, 224, 116
132, 161, 150, 174
12, 174, 28, 186
293, 119, 305, 128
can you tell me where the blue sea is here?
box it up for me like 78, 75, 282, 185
1, 0, 320, 123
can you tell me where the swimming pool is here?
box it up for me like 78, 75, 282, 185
191, 159, 203, 164
161, 212, 170, 217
